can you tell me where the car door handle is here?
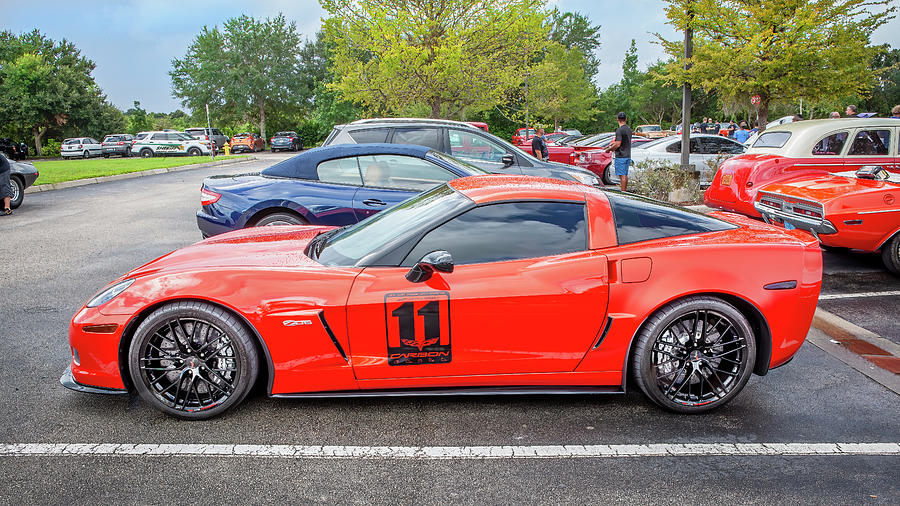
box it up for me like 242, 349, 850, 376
362, 199, 387, 207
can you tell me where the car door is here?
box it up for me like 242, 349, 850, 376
446, 128, 523, 175
351, 154, 456, 221
345, 200, 609, 380
844, 127, 894, 174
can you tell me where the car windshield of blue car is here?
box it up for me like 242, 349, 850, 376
426, 151, 490, 176
313, 184, 470, 266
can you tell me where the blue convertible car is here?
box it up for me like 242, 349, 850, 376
197, 143, 489, 238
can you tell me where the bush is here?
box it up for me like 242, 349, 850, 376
629, 159, 703, 204
40, 138, 62, 157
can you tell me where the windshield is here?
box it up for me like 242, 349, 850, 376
426, 150, 491, 176
314, 184, 470, 266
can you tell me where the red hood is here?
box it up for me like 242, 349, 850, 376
127, 225, 334, 277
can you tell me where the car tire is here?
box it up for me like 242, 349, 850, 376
631, 295, 756, 414
187, 147, 202, 156
128, 300, 259, 420
82, 150, 90, 159
8, 176, 24, 209
254, 212, 307, 227
125, 148, 132, 158
880, 234, 900, 275
140, 149, 153, 158
103, 154, 110, 158
602, 163, 617, 185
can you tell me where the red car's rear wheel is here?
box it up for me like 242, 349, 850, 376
632, 296, 756, 413
128, 301, 259, 419
881, 234, 900, 275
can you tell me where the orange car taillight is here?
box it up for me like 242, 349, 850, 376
200, 186, 221, 206
759, 198, 782, 210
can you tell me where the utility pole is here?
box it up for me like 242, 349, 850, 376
680, 2, 693, 172
206, 103, 214, 160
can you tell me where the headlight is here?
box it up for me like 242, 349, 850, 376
86, 279, 134, 308
569, 172, 600, 186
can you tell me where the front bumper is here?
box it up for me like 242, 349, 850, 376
60, 365, 127, 395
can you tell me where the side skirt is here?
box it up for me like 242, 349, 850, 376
272, 385, 623, 399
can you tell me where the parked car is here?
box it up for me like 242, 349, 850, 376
4, 157, 39, 209
618, 134, 746, 186
705, 118, 899, 218
511, 127, 535, 144
270, 131, 303, 152
0, 138, 28, 160
633, 125, 670, 139
64, 174, 822, 419
323, 118, 600, 186
466, 121, 488, 132
197, 143, 489, 238
185, 127, 229, 151
131, 131, 212, 158
743, 115, 797, 147
230, 133, 266, 153
513, 136, 576, 165
100, 134, 135, 158
61, 137, 102, 159
753, 166, 900, 274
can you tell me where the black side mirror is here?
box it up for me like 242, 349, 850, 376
406, 250, 454, 283
501, 154, 515, 167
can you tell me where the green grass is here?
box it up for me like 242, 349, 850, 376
32, 155, 250, 185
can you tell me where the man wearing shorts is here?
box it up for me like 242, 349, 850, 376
605, 112, 632, 191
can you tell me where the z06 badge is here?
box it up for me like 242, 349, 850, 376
384, 291, 451, 366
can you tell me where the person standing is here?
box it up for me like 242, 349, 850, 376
604, 112, 632, 191
829, 111, 841, 119
0, 152, 12, 215
845, 105, 858, 118
890, 105, 900, 119
734, 122, 751, 144
531, 127, 549, 161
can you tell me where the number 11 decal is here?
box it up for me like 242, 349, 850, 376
385, 291, 451, 366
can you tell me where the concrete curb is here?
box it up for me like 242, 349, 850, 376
810, 308, 900, 383
25, 156, 257, 194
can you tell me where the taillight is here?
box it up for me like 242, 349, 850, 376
78, 145, 83, 149
794, 207, 822, 219
200, 186, 221, 206
759, 198, 782, 210
117, 141, 125, 145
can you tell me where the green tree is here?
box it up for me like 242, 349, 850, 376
526, 43, 597, 130
321, 0, 548, 118
862, 46, 900, 114
170, 14, 306, 141
547, 9, 602, 80
657, 0, 895, 130
0, 30, 103, 154
125, 101, 152, 134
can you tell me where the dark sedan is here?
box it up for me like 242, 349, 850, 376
7, 158, 39, 209
0, 138, 28, 160
270, 131, 303, 152
197, 143, 488, 238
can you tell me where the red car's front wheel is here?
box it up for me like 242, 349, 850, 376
128, 301, 259, 420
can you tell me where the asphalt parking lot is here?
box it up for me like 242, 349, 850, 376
1, 152, 898, 503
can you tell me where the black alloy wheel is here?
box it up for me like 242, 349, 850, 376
8, 177, 24, 209
188, 147, 201, 156
632, 296, 756, 413
128, 301, 259, 419
254, 212, 306, 227
881, 234, 900, 275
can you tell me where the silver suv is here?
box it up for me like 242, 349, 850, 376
185, 127, 229, 151
322, 118, 600, 186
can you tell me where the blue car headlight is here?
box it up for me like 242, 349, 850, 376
86, 279, 135, 308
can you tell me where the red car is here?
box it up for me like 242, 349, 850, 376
514, 137, 576, 165
754, 166, 900, 273
705, 118, 899, 218
230, 132, 266, 153
61, 176, 821, 419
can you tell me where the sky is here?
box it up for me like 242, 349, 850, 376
2, 0, 899, 113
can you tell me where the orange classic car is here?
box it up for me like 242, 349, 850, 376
705, 118, 899, 218
753, 165, 900, 273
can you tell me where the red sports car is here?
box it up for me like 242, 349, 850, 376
62, 176, 822, 419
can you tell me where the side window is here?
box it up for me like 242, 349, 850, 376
812, 132, 849, 155
348, 128, 388, 144
847, 130, 891, 156
665, 140, 681, 153
317, 157, 363, 185
689, 138, 702, 153
448, 129, 507, 162
391, 128, 442, 150
357, 154, 455, 191
402, 202, 587, 266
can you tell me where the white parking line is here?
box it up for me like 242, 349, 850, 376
0, 443, 898, 459
819, 290, 900, 300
